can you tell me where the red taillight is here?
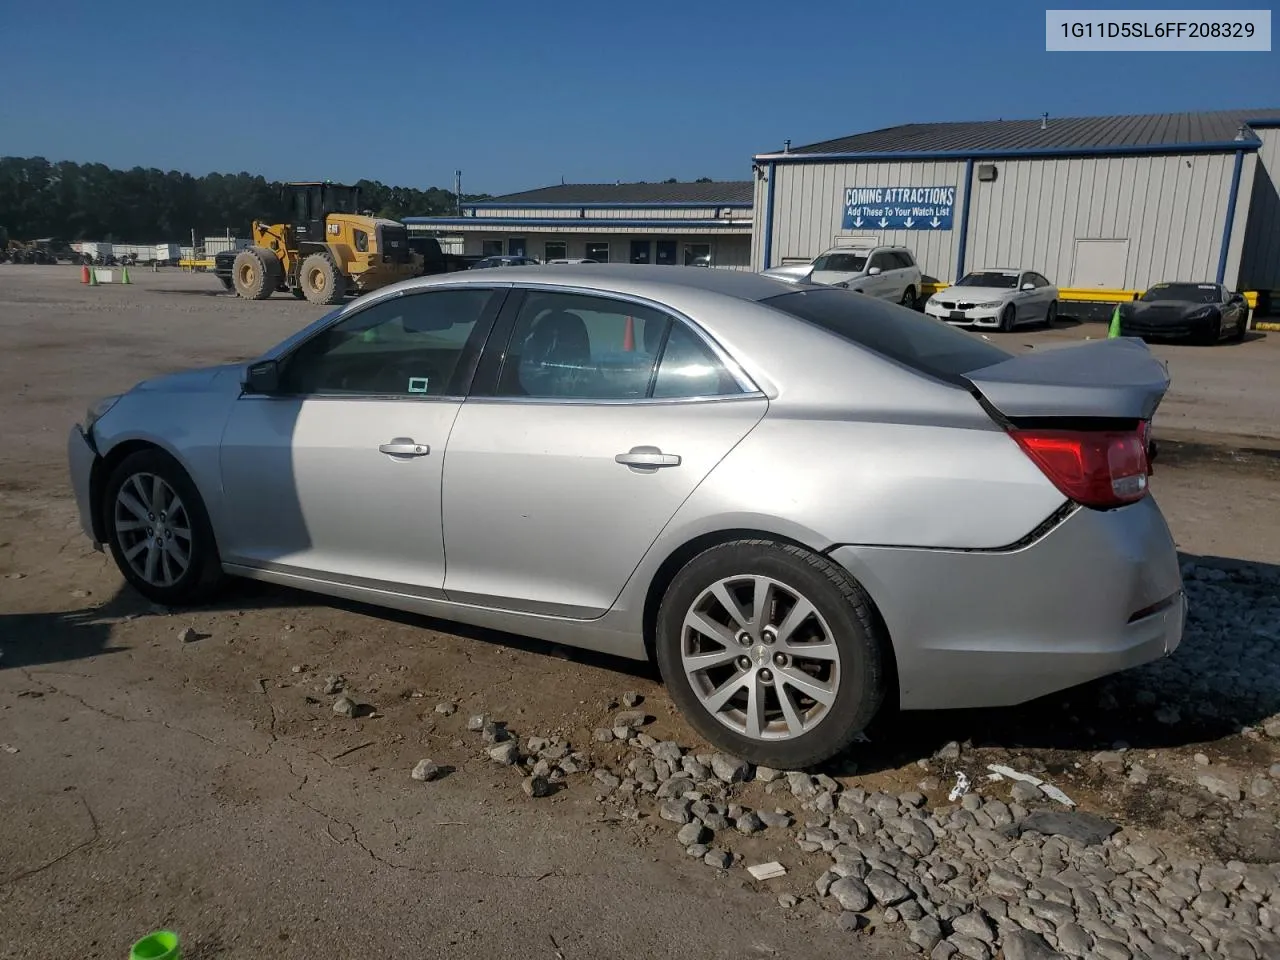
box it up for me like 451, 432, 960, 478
1010, 428, 1149, 509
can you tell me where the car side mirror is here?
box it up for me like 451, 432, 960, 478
867, 266, 882, 276
1231, 292, 1245, 304
244, 359, 280, 394
1021, 282, 1035, 291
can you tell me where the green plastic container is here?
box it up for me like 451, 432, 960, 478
129, 931, 180, 960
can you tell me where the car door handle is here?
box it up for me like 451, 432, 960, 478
615, 446, 681, 469
379, 439, 430, 458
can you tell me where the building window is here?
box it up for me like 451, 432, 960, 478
656, 240, 677, 265
545, 241, 567, 261
585, 242, 609, 263
481, 239, 503, 257
684, 243, 712, 267
630, 240, 651, 264
507, 238, 527, 257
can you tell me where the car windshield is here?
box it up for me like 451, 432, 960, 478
1141, 283, 1220, 304
762, 287, 1010, 383
811, 252, 868, 272
957, 272, 1018, 289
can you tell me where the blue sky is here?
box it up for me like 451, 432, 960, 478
5, 0, 1276, 194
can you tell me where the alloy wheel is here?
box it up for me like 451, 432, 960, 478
113, 472, 193, 588
680, 575, 841, 741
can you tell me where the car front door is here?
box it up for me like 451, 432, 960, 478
440, 288, 768, 618
865, 252, 895, 299
217, 286, 505, 593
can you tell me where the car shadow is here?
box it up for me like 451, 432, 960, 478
839, 551, 1280, 777
0, 594, 136, 670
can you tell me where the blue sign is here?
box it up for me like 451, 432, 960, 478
841, 185, 955, 231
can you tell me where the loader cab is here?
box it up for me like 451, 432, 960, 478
284, 181, 361, 245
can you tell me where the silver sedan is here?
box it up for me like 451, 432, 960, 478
68, 265, 1185, 769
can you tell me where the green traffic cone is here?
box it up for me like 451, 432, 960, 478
129, 930, 180, 960
121, 265, 131, 285
1107, 304, 1122, 338
88, 265, 99, 287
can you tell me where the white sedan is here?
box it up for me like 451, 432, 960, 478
925, 268, 1059, 331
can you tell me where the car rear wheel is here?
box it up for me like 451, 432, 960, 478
1233, 310, 1248, 342
656, 539, 887, 769
1044, 301, 1057, 328
103, 449, 225, 606
900, 286, 917, 309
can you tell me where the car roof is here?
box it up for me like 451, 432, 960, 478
395, 263, 804, 303
966, 267, 1022, 275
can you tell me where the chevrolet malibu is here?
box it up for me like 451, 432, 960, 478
68, 265, 1185, 769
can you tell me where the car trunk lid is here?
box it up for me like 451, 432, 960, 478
962, 336, 1170, 422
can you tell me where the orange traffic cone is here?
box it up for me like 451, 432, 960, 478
80, 264, 90, 284
622, 316, 635, 352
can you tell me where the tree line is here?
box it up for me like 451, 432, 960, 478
0, 156, 492, 243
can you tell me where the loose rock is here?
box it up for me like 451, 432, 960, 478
621, 690, 643, 707
1000, 929, 1065, 960
613, 710, 648, 730
488, 741, 519, 765
466, 714, 486, 732
434, 702, 456, 716
332, 696, 356, 718
864, 869, 911, 906
838, 911, 866, 933
522, 775, 552, 798
677, 821, 708, 845
735, 811, 764, 835
178, 626, 200, 643
952, 910, 995, 943
704, 849, 732, 869
829, 876, 873, 911
322, 676, 343, 695
410, 759, 443, 782
593, 728, 614, 742
710, 754, 750, 783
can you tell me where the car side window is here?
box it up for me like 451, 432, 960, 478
652, 322, 745, 399
494, 292, 668, 400
891, 252, 914, 270
490, 292, 746, 401
868, 252, 889, 272
354, 229, 369, 253
279, 289, 495, 397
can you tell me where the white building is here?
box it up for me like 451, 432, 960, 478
751, 108, 1280, 308
404, 181, 753, 270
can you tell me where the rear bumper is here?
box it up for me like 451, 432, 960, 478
830, 495, 1185, 710
67, 426, 102, 549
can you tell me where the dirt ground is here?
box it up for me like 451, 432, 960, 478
1, 265, 1278, 959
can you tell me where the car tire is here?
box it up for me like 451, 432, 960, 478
1233, 310, 1248, 342
999, 304, 1016, 332
655, 539, 888, 770
900, 286, 917, 310
1044, 301, 1057, 328
102, 448, 225, 606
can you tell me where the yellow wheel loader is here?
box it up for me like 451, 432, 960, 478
214, 182, 419, 304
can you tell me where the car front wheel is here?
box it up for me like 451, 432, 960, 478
656, 539, 888, 769
103, 449, 225, 606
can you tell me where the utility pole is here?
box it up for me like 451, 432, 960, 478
455, 170, 462, 216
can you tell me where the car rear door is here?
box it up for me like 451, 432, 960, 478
440, 288, 768, 619
217, 286, 505, 593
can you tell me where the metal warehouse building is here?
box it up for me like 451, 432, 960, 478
405, 181, 753, 269
752, 108, 1280, 307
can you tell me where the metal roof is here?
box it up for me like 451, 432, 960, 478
472, 181, 754, 207
760, 108, 1280, 160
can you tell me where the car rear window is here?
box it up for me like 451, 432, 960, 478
761, 287, 1011, 382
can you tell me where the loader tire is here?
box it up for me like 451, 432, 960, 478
300, 253, 347, 305
231, 248, 280, 300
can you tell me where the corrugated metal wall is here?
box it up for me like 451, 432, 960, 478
754, 160, 967, 282
1240, 129, 1280, 291
757, 151, 1255, 291
965, 153, 1235, 289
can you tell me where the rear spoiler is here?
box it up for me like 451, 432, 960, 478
963, 337, 1171, 422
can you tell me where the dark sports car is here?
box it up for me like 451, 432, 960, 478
1119, 282, 1249, 344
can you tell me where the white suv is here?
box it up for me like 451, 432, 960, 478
764, 245, 922, 307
